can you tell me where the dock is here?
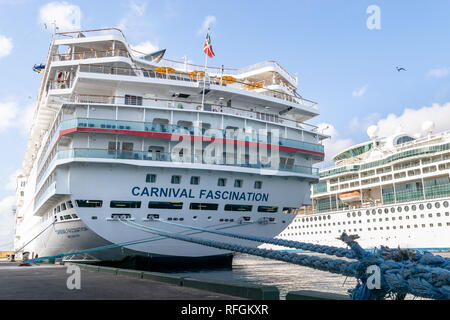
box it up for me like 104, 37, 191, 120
0, 262, 246, 300
0, 261, 351, 300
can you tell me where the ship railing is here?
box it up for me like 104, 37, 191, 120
60, 93, 319, 132
58, 117, 324, 153
36, 116, 324, 185
54, 148, 319, 176
51, 49, 130, 62
226, 60, 298, 86
48, 79, 73, 90
308, 184, 450, 215
54, 28, 299, 87
76, 64, 317, 109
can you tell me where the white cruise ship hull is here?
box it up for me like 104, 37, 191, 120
264, 198, 450, 252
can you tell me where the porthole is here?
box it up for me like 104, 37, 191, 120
384, 208, 389, 214
366, 210, 370, 216
372, 210, 376, 215
352, 212, 356, 217
435, 202, 440, 209
347, 212, 351, 218
404, 206, 409, 212
444, 201, 449, 208
391, 207, 395, 213
427, 203, 432, 210
358, 211, 361, 217
378, 209, 382, 214
397, 207, 402, 213
419, 204, 424, 210
412, 205, 417, 211
328, 215, 331, 220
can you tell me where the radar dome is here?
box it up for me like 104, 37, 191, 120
367, 125, 379, 139
422, 121, 435, 135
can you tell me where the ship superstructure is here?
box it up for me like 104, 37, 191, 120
14, 28, 326, 265
276, 124, 450, 250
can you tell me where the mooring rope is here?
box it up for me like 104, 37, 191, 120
156, 219, 358, 259
121, 219, 450, 300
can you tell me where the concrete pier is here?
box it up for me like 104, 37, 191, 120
0, 262, 245, 300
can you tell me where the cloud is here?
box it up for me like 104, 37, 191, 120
39, 1, 82, 32
118, 0, 147, 31
352, 84, 368, 97
316, 123, 354, 166
348, 112, 381, 132
0, 101, 19, 131
0, 34, 13, 58
198, 15, 216, 35
130, 41, 159, 55
0, 195, 15, 250
375, 102, 450, 138
427, 67, 449, 79
0, 100, 35, 134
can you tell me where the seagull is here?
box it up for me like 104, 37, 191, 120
396, 66, 406, 72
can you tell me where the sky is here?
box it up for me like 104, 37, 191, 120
0, 0, 450, 249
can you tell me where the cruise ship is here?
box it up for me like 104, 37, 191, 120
13, 28, 326, 267
275, 123, 450, 251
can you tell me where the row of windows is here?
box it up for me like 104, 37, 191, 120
347, 201, 450, 218
53, 201, 74, 214
281, 222, 450, 237
292, 212, 450, 229
146, 174, 263, 189
76, 200, 291, 213
304, 201, 450, 222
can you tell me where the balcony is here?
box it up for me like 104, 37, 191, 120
77, 64, 317, 109
58, 117, 324, 155
56, 148, 319, 176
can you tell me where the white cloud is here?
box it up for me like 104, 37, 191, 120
198, 15, 216, 35
0, 34, 13, 58
0, 195, 15, 250
118, 0, 147, 31
0, 100, 35, 134
39, 1, 82, 32
427, 67, 449, 79
317, 123, 354, 166
130, 41, 159, 55
375, 102, 450, 138
0, 101, 19, 131
352, 84, 368, 97
348, 112, 381, 132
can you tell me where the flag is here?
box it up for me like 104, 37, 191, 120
203, 33, 215, 58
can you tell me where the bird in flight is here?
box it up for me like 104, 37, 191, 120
396, 67, 406, 72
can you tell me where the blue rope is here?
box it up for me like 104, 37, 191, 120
122, 220, 450, 300
157, 219, 357, 259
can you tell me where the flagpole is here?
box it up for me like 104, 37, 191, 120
201, 28, 210, 110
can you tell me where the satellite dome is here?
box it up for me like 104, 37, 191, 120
367, 125, 379, 139
422, 121, 435, 135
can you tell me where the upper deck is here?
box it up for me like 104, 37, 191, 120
22, 28, 325, 178
310, 128, 450, 213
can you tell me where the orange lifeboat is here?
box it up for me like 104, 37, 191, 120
245, 82, 263, 89
338, 190, 361, 202
188, 70, 205, 79
154, 67, 175, 74
221, 75, 236, 84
